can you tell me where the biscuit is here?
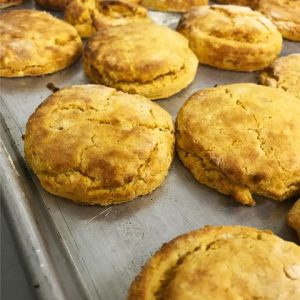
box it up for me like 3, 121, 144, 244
0, 0, 23, 8
287, 200, 300, 240
176, 83, 300, 206
215, 0, 259, 9
84, 23, 198, 99
259, 54, 300, 99
128, 225, 300, 300
35, 0, 69, 11
258, 0, 300, 42
141, 0, 208, 12
0, 10, 82, 78
177, 5, 282, 72
24, 85, 175, 206
65, 0, 150, 38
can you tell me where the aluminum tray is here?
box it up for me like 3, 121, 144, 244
1, 3, 299, 300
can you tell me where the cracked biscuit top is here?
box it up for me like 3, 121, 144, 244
65, 0, 150, 38
0, 10, 82, 78
258, 0, 300, 41
141, 0, 208, 12
176, 83, 300, 206
83, 22, 198, 99
177, 5, 282, 71
288, 200, 300, 240
128, 225, 300, 300
259, 54, 300, 99
24, 85, 175, 206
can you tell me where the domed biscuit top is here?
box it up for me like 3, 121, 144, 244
65, 0, 150, 38
177, 5, 282, 71
259, 54, 300, 99
24, 85, 175, 206
258, 0, 300, 41
84, 23, 198, 99
128, 225, 300, 300
141, 0, 208, 12
288, 200, 300, 240
0, 10, 82, 77
176, 83, 300, 205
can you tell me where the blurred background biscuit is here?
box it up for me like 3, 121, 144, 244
65, 0, 150, 38
84, 23, 198, 99
141, 0, 208, 12
0, 10, 82, 77
287, 200, 300, 240
35, 0, 69, 10
258, 0, 300, 42
215, 0, 259, 9
177, 5, 282, 72
0, 0, 23, 8
259, 54, 300, 99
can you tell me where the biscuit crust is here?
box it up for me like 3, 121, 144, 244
177, 5, 282, 72
24, 85, 175, 206
65, 0, 150, 38
259, 54, 300, 99
84, 23, 198, 99
35, 0, 68, 11
0, 0, 23, 8
258, 0, 300, 42
128, 225, 300, 300
176, 83, 300, 205
141, 0, 208, 12
288, 200, 300, 240
0, 10, 82, 78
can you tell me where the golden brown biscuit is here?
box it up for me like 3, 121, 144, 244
35, 0, 69, 10
288, 200, 300, 240
177, 5, 282, 72
0, 0, 23, 8
259, 54, 300, 99
141, 0, 208, 12
128, 225, 300, 300
84, 23, 198, 99
0, 10, 82, 78
176, 83, 300, 206
24, 85, 175, 206
215, 0, 259, 9
258, 0, 300, 42
65, 0, 150, 38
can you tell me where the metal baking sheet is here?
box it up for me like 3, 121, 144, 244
1, 2, 299, 300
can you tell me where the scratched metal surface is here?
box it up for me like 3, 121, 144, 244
1, 3, 300, 300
